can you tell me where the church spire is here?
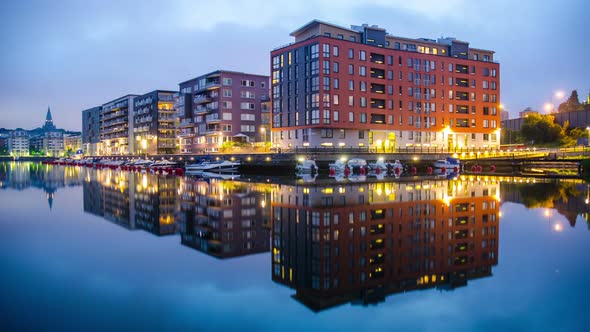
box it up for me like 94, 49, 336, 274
44, 106, 56, 131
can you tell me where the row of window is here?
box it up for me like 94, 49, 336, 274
272, 108, 498, 129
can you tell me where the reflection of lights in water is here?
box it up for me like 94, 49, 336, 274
544, 209, 551, 217
498, 211, 503, 218
261, 200, 266, 208
553, 223, 563, 232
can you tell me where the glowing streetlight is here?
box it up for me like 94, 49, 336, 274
544, 103, 553, 113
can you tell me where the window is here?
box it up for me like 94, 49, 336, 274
348, 48, 354, 59
333, 46, 339, 56
349, 80, 354, 91
323, 60, 330, 74
349, 112, 354, 122
348, 96, 354, 106
359, 66, 366, 76
222, 112, 232, 120
323, 43, 330, 58
240, 114, 255, 121
359, 50, 366, 61
223, 78, 232, 86
349, 64, 354, 75
333, 94, 339, 105
360, 97, 367, 107
223, 89, 232, 97
240, 102, 255, 110
334, 78, 339, 89
483, 68, 490, 76
241, 91, 256, 99
491, 68, 497, 77
222, 101, 232, 109
360, 113, 367, 123
321, 128, 333, 138
311, 44, 319, 59
241, 79, 255, 87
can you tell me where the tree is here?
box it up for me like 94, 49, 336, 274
558, 90, 582, 113
519, 113, 564, 144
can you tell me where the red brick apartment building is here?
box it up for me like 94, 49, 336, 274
271, 20, 500, 150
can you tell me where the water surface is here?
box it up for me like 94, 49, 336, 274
1, 162, 589, 331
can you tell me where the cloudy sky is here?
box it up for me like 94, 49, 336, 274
1, 0, 588, 130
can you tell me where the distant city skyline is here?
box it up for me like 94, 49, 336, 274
1, 0, 588, 130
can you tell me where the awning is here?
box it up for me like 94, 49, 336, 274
233, 133, 249, 138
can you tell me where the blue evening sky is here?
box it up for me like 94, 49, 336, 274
0, 0, 588, 130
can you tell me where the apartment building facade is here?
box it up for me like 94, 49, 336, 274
8, 129, 30, 156
82, 106, 102, 155
271, 20, 501, 150
176, 70, 270, 153
133, 90, 177, 155
100, 95, 137, 155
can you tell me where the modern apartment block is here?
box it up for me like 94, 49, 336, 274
64, 134, 82, 153
33, 131, 64, 156
100, 95, 137, 155
82, 106, 102, 155
8, 129, 29, 156
133, 90, 177, 155
176, 70, 270, 153
271, 20, 501, 150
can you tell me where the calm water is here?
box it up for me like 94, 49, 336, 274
1, 162, 589, 331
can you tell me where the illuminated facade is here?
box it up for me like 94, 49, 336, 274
100, 95, 138, 156
176, 70, 270, 153
8, 129, 30, 156
133, 90, 177, 155
271, 20, 501, 150
271, 178, 500, 311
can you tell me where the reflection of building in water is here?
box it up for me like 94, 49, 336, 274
100, 170, 135, 229
500, 178, 590, 228
133, 173, 178, 236
272, 178, 500, 311
0, 162, 83, 209
178, 178, 271, 259
82, 169, 179, 235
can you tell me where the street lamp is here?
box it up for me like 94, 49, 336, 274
547, 90, 565, 113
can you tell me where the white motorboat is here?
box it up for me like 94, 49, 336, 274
389, 160, 404, 178
433, 157, 461, 172
185, 160, 241, 173
151, 160, 178, 168
295, 159, 318, 173
368, 159, 388, 176
133, 159, 154, 167
347, 158, 367, 169
328, 160, 346, 174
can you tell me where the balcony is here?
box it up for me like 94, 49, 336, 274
370, 98, 385, 109
179, 118, 194, 127
206, 115, 221, 123
455, 78, 469, 87
193, 95, 213, 104
196, 80, 221, 92
370, 53, 385, 64
370, 83, 385, 94
455, 92, 469, 101
370, 68, 385, 79
455, 64, 469, 74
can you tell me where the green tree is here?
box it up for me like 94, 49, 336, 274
558, 90, 582, 113
520, 113, 564, 145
